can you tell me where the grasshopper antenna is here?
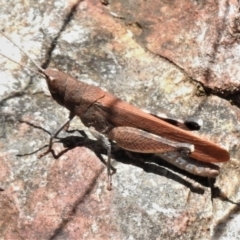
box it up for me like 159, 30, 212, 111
0, 51, 40, 75
0, 30, 45, 75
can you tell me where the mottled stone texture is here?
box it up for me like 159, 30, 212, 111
109, 0, 240, 92
0, 0, 240, 239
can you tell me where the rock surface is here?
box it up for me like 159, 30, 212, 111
0, 0, 240, 239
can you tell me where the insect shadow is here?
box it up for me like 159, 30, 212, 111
16, 120, 233, 197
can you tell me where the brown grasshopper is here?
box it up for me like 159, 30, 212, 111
0, 31, 229, 190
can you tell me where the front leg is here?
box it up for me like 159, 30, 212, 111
39, 112, 75, 158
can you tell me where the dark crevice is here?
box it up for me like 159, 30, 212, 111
48, 166, 105, 240
41, 0, 83, 69
199, 84, 240, 107
0, 79, 32, 106
100, 0, 109, 6
212, 202, 240, 239
151, 51, 240, 107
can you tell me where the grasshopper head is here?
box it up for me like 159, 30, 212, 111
44, 68, 67, 106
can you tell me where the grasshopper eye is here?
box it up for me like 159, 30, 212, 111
45, 75, 58, 93
48, 76, 56, 82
